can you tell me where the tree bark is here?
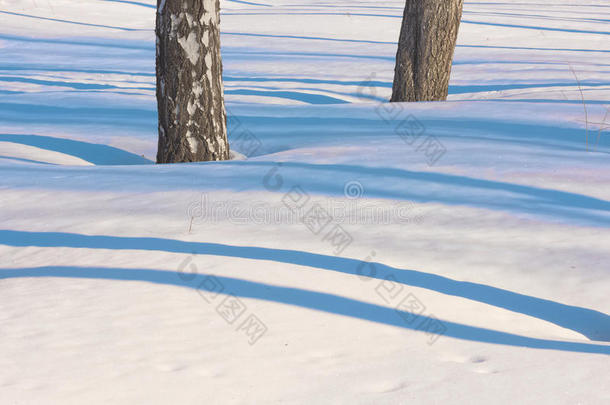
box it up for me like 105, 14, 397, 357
391, 0, 463, 102
156, 0, 229, 163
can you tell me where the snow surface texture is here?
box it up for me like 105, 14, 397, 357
0, 0, 609, 404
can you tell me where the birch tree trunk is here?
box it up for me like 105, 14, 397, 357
156, 0, 229, 163
391, 0, 464, 102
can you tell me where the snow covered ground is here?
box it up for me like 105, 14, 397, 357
1, 0, 609, 403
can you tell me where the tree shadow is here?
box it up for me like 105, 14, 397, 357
0, 103, 156, 129
0, 11, 150, 32
226, 0, 272, 6
0, 33, 153, 51
208, 159, 610, 227
101, 0, 156, 9
231, 114, 609, 155
449, 82, 610, 94
224, 75, 391, 89
223, 49, 394, 61
0, 76, 154, 91
0, 155, 53, 165
1, 230, 609, 343
0, 134, 152, 165
1, 265, 608, 355
0, 65, 155, 77
461, 19, 610, 35
457, 44, 610, 54
225, 89, 350, 104
223, 32, 396, 45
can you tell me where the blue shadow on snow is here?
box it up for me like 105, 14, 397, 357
1, 230, 609, 346
0, 134, 152, 165
1, 264, 609, 355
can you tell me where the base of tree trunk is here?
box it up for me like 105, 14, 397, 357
156, 0, 230, 163
391, 0, 464, 102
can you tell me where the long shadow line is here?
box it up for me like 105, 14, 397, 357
226, 0, 272, 6
1, 265, 608, 355
470, 2, 609, 7
224, 86, 385, 102
224, 75, 392, 88
222, 12, 400, 18
0, 76, 154, 91
1, 230, 608, 342
224, 10, 608, 24
457, 44, 610, 53
463, 10, 610, 24
223, 32, 396, 45
0, 34, 153, 51
0, 134, 152, 165
0, 155, 53, 165
283, 4, 402, 10
0, 103, 156, 128
482, 98, 610, 105
101, 0, 156, 8
461, 19, 610, 35
0, 11, 149, 32
0, 65, 155, 77
228, 161, 610, 224
449, 82, 610, 94
225, 89, 350, 104
223, 49, 394, 61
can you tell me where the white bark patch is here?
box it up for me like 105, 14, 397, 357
169, 14, 182, 38
178, 32, 200, 65
202, 31, 209, 47
193, 82, 203, 97
186, 130, 199, 154
200, 0, 217, 25
187, 99, 196, 116
206, 68, 213, 90
185, 13, 194, 27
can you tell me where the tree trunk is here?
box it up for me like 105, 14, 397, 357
156, 0, 229, 163
391, 0, 463, 102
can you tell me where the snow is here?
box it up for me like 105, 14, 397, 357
0, 0, 609, 404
